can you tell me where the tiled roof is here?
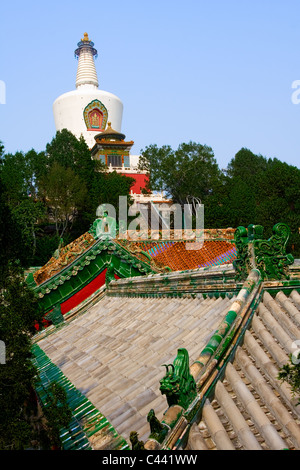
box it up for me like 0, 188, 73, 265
33, 277, 300, 450
187, 289, 300, 450
30, 227, 237, 289
34, 293, 237, 446
31, 343, 130, 450
119, 240, 237, 272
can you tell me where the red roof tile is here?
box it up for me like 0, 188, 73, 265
119, 240, 236, 272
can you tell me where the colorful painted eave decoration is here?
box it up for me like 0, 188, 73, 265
26, 232, 158, 317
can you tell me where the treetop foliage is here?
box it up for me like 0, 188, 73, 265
139, 141, 221, 206
1, 133, 299, 262
139, 143, 300, 255
0, 130, 134, 266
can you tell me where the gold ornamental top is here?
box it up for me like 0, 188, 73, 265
81, 32, 90, 42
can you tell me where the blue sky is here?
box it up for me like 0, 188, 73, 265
1, 0, 300, 170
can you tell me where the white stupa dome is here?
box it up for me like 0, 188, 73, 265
53, 33, 123, 149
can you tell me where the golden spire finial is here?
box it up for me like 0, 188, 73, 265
82, 32, 90, 42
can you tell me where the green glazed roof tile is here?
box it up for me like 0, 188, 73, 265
31, 344, 129, 450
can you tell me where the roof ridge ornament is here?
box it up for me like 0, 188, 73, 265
233, 222, 294, 281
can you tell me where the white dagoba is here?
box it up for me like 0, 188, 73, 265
53, 33, 123, 149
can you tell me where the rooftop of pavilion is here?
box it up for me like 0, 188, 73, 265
30, 221, 300, 450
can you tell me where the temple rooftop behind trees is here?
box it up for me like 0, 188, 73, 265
29, 221, 300, 450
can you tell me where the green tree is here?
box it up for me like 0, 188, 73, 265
0, 178, 23, 267
0, 151, 29, 207
91, 171, 135, 213
40, 383, 72, 449
255, 159, 300, 254
45, 129, 98, 190
225, 176, 257, 227
0, 267, 72, 449
0, 157, 36, 267
0, 142, 71, 449
278, 355, 300, 405
0, 141, 4, 160
44, 129, 105, 236
226, 147, 269, 180
25, 149, 48, 198
0, 149, 47, 266
223, 148, 300, 255
11, 199, 45, 261
203, 171, 232, 228
0, 271, 72, 448
40, 162, 88, 238
139, 141, 222, 207
223, 148, 268, 227
0, 149, 47, 206
0, 225, 44, 448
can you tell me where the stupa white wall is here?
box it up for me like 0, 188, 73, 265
53, 87, 123, 149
